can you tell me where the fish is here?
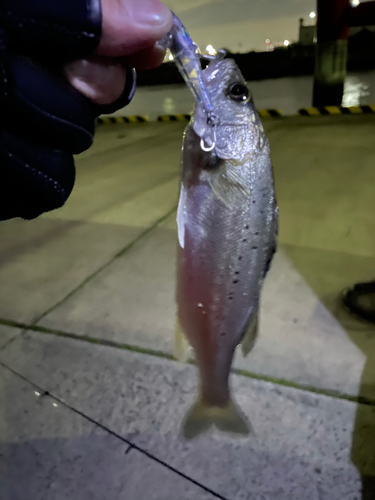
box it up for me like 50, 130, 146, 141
175, 57, 279, 439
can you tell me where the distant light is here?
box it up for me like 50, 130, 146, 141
52, 402, 58, 408
168, 53, 174, 61
206, 44, 217, 56
284, 40, 290, 47
265, 39, 270, 44
34, 391, 40, 397
309, 11, 316, 19
351, 0, 360, 6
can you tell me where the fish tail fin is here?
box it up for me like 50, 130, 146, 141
182, 398, 252, 440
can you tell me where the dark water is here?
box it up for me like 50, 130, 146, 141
112, 71, 375, 119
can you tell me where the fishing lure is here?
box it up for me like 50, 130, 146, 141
159, 13, 223, 151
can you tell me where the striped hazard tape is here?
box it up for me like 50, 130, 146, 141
257, 109, 283, 118
298, 105, 375, 116
97, 105, 375, 125
97, 111, 283, 125
96, 115, 149, 125
157, 114, 191, 122
157, 110, 282, 121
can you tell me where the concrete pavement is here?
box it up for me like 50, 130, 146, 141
1, 116, 375, 499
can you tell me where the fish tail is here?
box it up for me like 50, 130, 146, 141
182, 397, 252, 439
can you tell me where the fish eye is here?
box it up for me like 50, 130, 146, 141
226, 83, 250, 102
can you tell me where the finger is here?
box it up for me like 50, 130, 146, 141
64, 56, 127, 105
125, 43, 166, 71
98, 0, 173, 57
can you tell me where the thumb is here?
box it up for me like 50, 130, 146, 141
64, 56, 127, 105
97, 0, 173, 57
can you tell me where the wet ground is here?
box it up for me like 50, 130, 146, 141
1, 115, 375, 499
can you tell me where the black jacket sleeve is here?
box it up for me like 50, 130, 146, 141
0, 0, 136, 221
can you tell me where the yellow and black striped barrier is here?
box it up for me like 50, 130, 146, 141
298, 105, 375, 116
157, 110, 283, 121
97, 106, 375, 125
96, 115, 149, 125
98, 111, 283, 125
157, 114, 191, 122
257, 109, 283, 118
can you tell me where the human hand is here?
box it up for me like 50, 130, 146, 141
0, 0, 173, 220
65, 0, 173, 105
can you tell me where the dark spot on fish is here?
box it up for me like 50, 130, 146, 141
233, 280, 239, 284
220, 332, 226, 337
235, 271, 239, 275
243, 239, 247, 242
252, 246, 258, 250
229, 297, 233, 300
245, 225, 249, 229
255, 232, 259, 235
252, 200, 256, 204
238, 256, 243, 260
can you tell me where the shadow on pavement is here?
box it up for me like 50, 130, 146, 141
283, 243, 375, 499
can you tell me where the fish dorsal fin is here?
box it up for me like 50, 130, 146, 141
208, 163, 250, 208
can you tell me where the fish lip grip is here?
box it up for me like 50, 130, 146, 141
159, 13, 224, 151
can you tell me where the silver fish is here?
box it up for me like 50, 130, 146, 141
175, 58, 279, 439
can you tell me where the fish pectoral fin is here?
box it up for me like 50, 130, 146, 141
174, 319, 190, 363
208, 164, 251, 208
241, 311, 259, 357
182, 398, 252, 440
176, 182, 187, 248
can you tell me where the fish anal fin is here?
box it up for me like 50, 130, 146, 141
174, 318, 190, 363
241, 311, 259, 357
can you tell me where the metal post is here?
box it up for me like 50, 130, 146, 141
313, 0, 350, 107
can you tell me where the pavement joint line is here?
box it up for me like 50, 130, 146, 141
0, 360, 228, 500
1, 316, 374, 409
30, 205, 178, 327
0, 332, 23, 353
0, 317, 175, 361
